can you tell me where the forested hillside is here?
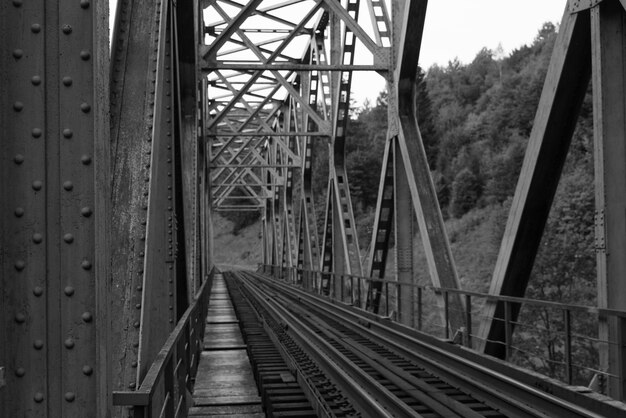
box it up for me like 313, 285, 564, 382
312, 21, 596, 307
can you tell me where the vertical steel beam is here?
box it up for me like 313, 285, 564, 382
137, 0, 178, 383
1, 0, 108, 416
591, 0, 626, 400
478, 7, 592, 358
109, 0, 169, 405
394, 141, 414, 326
395, 0, 465, 333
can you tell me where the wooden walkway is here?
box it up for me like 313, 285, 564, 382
189, 274, 264, 417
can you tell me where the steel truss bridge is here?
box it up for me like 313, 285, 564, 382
2, 0, 626, 416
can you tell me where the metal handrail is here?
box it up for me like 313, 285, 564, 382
262, 265, 626, 318
261, 264, 626, 390
112, 268, 215, 417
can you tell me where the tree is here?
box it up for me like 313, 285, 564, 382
449, 168, 483, 218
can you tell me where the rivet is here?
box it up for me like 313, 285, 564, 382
15, 367, 26, 377
131, 361, 138, 368
31, 76, 41, 86
12, 0, 22, 7
135, 304, 141, 309
31, 24, 41, 33
64, 392, 75, 402
81, 207, 92, 217
33, 340, 44, 350
81, 259, 92, 270
63, 233, 74, 243
33, 233, 43, 244
32, 180, 43, 191
80, 50, 91, 60
62, 25, 72, 34
64, 338, 75, 349
169, 306, 173, 310
136, 286, 143, 291
169, 319, 174, 323
133, 342, 139, 348
62, 77, 73, 86
32, 128, 42, 138
14, 102, 24, 112
15, 207, 25, 217
80, 102, 91, 113
80, 0, 90, 8
82, 365, 93, 375
15, 260, 25, 271
129, 382, 136, 389
133, 321, 140, 328
81, 312, 93, 322
34, 392, 44, 403
63, 181, 73, 191
14, 154, 24, 164
64, 286, 75, 296
33, 286, 43, 297
15, 313, 26, 323
81, 155, 92, 165
13, 49, 24, 59
63, 129, 73, 138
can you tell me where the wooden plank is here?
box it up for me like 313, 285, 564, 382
478, 7, 592, 358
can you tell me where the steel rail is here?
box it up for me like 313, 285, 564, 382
249, 271, 626, 418
234, 272, 420, 418
278, 293, 487, 418
225, 271, 339, 418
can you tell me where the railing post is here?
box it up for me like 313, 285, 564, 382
444, 291, 450, 339
465, 294, 472, 348
564, 309, 572, 385
341, 275, 345, 302
164, 358, 175, 418
385, 282, 389, 317
504, 300, 512, 360
358, 278, 362, 308
417, 287, 423, 331
351, 276, 355, 305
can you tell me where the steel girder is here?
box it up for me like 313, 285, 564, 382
109, 0, 204, 416
0, 0, 109, 416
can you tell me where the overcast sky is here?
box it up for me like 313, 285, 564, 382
108, 0, 567, 104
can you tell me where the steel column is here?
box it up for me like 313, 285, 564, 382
1, 0, 108, 416
591, 0, 626, 400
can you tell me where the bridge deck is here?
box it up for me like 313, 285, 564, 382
189, 274, 264, 417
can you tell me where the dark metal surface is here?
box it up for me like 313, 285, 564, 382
1, 0, 108, 415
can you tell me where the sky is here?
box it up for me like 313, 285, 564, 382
107, 0, 566, 104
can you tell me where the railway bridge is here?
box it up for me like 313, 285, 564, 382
2, 0, 626, 416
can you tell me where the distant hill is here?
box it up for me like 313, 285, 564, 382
212, 213, 262, 270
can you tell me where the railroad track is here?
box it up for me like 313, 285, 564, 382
226, 270, 626, 418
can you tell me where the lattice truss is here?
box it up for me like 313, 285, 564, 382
202, 0, 392, 274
